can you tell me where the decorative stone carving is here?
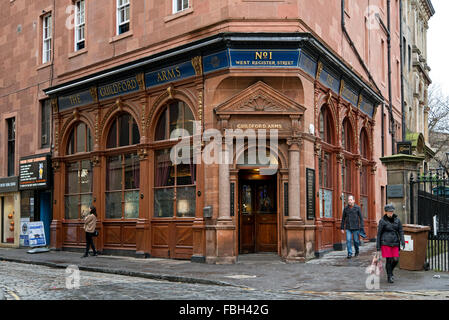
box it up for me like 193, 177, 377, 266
90, 86, 98, 103
138, 148, 148, 160
191, 56, 203, 76
136, 73, 145, 91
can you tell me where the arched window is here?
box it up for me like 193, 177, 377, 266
342, 118, 353, 152
65, 122, 93, 220
318, 106, 334, 218
341, 118, 354, 209
105, 113, 140, 219
360, 129, 369, 159
153, 100, 196, 218
359, 129, 370, 220
155, 101, 194, 141
106, 113, 140, 148
67, 122, 93, 155
319, 106, 333, 144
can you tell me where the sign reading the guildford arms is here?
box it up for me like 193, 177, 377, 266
53, 48, 377, 119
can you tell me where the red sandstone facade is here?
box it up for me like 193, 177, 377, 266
1, 0, 403, 262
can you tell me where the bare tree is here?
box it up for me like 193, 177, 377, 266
428, 84, 449, 174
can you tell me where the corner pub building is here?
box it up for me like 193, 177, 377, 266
40, 0, 399, 263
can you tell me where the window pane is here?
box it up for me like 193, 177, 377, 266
79, 160, 92, 193
169, 101, 182, 134
154, 188, 174, 217
64, 195, 79, 219
361, 196, 368, 220
87, 126, 93, 151
124, 191, 139, 218
132, 119, 140, 145
106, 192, 122, 219
67, 130, 75, 155
155, 149, 174, 187
176, 147, 194, 185
107, 119, 117, 148
76, 123, 86, 153
176, 186, 196, 217
107, 156, 122, 191
155, 109, 166, 141
125, 153, 140, 189
184, 104, 194, 136
119, 114, 130, 147
66, 162, 79, 194
80, 194, 92, 217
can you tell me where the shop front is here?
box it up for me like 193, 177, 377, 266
18, 154, 53, 247
46, 33, 382, 262
0, 176, 21, 247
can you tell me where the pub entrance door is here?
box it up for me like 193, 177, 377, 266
238, 170, 278, 253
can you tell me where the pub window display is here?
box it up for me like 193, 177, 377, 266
105, 113, 141, 219
154, 101, 196, 218
64, 122, 94, 220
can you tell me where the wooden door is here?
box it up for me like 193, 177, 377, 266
239, 175, 277, 253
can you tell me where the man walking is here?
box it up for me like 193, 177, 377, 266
341, 195, 364, 259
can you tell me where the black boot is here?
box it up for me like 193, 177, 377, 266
391, 258, 399, 280
386, 258, 394, 283
81, 253, 88, 258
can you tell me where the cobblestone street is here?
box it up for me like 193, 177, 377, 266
1, 260, 448, 300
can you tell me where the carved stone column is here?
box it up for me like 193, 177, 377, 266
283, 136, 305, 262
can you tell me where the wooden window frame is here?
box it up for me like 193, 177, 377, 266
116, 0, 130, 35
74, 0, 86, 51
172, 0, 189, 14
42, 13, 52, 64
64, 160, 93, 220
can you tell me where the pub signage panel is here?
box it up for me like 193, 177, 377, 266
145, 60, 197, 88
98, 76, 142, 101
203, 50, 230, 74
229, 49, 300, 68
360, 96, 375, 118
19, 154, 51, 190
0, 176, 19, 193
58, 88, 95, 111
299, 51, 318, 77
341, 82, 359, 106
319, 67, 340, 93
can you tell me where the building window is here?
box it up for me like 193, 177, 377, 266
41, 100, 51, 148
75, 0, 85, 51
319, 151, 333, 218
65, 160, 93, 220
117, 0, 130, 35
153, 100, 196, 218
155, 101, 194, 141
105, 113, 140, 219
42, 14, 52, 63
173, 0, 189, 14
342, 118, 353, 152
67, 122, 93, 155
319, 106, 333, 144
105, 154, 140, 219
7, 118, 15, 177
106, 113, 140, 148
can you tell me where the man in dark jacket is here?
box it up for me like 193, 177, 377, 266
341, 195, 364, 258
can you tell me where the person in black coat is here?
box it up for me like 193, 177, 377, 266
341, 195, 364, 259
377, 204, 405, 283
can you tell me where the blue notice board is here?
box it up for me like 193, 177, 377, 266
28, 221, 47, 247
229, 49, 300, 68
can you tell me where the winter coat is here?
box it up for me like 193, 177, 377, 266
83, 213, 97, 233
376, 214, 405, 251
341, 205, 364, 231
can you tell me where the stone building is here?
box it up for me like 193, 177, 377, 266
1, 0, 405, 262
401, 0, 435, 167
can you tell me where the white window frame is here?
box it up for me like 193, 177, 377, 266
42, 13, 52, 63
75, 0, 85, 51
173, 0, 189, 14
116, 0, 130, 35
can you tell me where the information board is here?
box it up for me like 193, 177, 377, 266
28, 221, 47, 247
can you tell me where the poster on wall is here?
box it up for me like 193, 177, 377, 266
20, 218, 30, 247
27, 221, 47, 247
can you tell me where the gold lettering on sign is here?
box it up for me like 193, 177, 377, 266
98, 79, 138, 98
157, 67, 181, 83
255, 51, 273, 60
236, 123, 283, 129
69, 94, 81, 106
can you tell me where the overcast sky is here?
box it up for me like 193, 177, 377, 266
427, 0, 449, 96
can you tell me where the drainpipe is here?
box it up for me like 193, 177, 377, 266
387, 0, 395, 155
400, 0, 406, 142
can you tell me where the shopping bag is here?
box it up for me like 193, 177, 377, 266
366, 252, 383, 276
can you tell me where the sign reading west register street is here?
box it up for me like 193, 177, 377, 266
19, 154, 51, 190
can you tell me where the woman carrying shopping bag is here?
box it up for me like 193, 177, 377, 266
81, 205, 98, 258
376, 204, 405, 283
